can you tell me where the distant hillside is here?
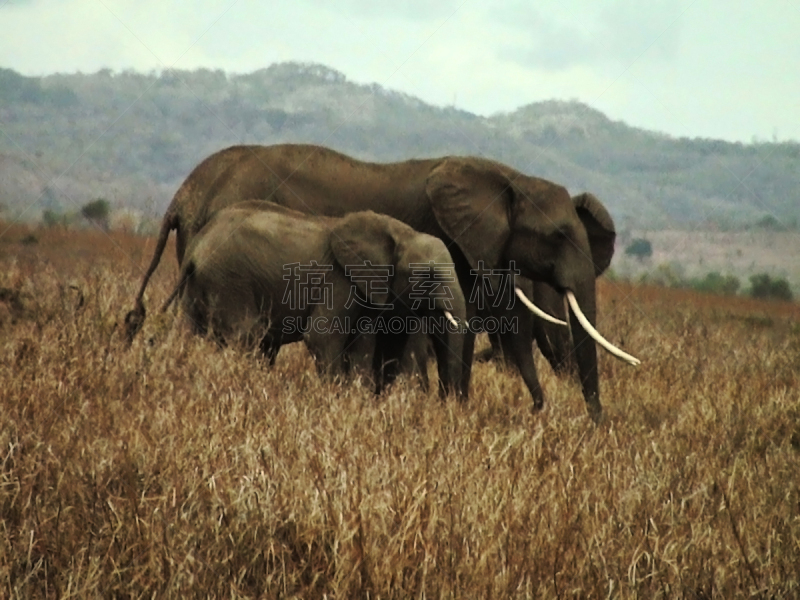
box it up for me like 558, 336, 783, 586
1, 63, 798, 231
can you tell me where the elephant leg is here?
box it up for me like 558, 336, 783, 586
400, 331, 430, 392
500, 304, 545, 411
372, 329, 409, 394
304, 327, 349, 381
474, 331, 505, 363
343, 331, 375, 378
533, 316, 575, 376
503, 330, 545, 410
429, 328, 458, 399
259, 332, 282, 366
459, 327, 475, 401
181, 286, 209, 338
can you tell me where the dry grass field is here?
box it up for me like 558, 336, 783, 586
1, 222, 799, 598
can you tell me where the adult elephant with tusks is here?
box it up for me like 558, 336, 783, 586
126, 144, 640, 422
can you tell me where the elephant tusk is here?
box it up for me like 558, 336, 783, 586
515, 287, 568, 326
444, 310, 459, 328
566, 291, 641, 366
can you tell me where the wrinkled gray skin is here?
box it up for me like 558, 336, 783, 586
476, 278, 576, 373
478, 193, 616, 377
531, 280, 578, 374
126, 145, 616, 420
166, 201, 467, 397
346, 322, 435, 391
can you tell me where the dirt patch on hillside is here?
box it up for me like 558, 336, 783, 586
614, 229, 800, 292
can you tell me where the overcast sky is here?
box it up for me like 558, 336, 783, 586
1, 0, 798, 143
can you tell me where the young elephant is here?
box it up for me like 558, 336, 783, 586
167, 201, 468, 397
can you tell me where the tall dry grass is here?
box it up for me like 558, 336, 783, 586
1, 222, 799, 598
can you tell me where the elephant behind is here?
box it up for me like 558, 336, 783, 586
167, 201, 467, 396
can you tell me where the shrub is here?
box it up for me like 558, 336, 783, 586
638, 262, 683, 288
753, 215, 788, 231
42, 209, 64, 228
689, 272, 740, 296
748, 273, 793, 301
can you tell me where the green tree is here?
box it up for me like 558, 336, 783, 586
748, 273, 793, 301
625, 238, 653, 261
81, 198, 110, 230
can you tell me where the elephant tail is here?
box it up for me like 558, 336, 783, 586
160, 259, 194, 314
124, 209, 179, 345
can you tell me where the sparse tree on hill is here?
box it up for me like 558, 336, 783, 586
625, 238, 653, 261
81, 198, 110, 231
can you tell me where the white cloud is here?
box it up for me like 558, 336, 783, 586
0, 0, 799, 141
300, 0, 462, 21
494, 1, 684, 71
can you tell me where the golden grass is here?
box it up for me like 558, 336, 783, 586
2, 222, 799, 598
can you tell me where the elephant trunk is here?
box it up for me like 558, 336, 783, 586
566, 278, 603, 422
432, 292, 467, 399
566, 292, 640, 366
515, 286, 568, 325
558, 251, 640, 421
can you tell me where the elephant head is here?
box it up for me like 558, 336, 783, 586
532, 192, 617, 374
329, 211, 467, 397
426, 158, 638, 419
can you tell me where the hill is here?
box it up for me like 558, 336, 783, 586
1, 62, 798, 231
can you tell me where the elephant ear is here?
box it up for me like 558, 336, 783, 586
573, 192, 616, 276
330, 211, 396, 307
426, 158, 512, 271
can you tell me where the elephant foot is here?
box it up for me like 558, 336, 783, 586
474, 346, 503, 363
586, 401, 604, 425
531, 397, 545, 412
551, 360, 579, 379
123, 305, 146, 345
438, 383, 464, 403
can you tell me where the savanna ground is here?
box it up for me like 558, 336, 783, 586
1, 221, 799, 599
